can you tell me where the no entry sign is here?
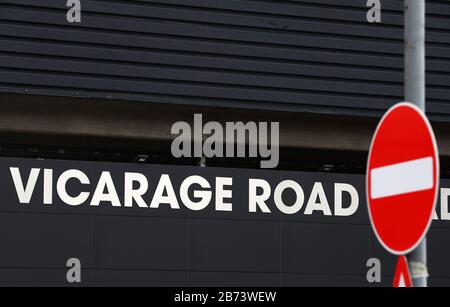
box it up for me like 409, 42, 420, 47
367, 102, 439, 255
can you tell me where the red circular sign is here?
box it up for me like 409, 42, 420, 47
367, 102, 439, 255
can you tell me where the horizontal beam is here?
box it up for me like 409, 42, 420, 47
1, 93, 450, 157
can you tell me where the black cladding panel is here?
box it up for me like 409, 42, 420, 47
0, 1, 450, 118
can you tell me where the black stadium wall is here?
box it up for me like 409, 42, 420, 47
1, 156, 450, 287
0, 0, 450, 287
1, 0, 450, 119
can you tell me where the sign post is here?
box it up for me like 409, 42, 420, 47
405, 0, 427, 287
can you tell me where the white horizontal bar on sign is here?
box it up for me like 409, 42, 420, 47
370, 157, 434, 199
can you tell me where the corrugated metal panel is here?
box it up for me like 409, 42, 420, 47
0, 0, 450, 118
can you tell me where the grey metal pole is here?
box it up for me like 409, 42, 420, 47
405, 0, 428, 287
405, 0, 425, 109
